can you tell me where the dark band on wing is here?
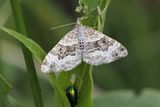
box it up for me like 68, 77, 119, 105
84, 37, 115, 53
50, 44, 78, 60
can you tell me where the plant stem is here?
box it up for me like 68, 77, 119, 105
9, 0, 44, 107
98, 0, 111, 32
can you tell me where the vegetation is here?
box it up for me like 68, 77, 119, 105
0, 0, 160, 107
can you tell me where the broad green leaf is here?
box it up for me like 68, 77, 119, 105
0, 27, 46, 63
0, 74, 12, 107
94, 89, 160, 107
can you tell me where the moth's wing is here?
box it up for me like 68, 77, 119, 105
41, 29, 81, 73
82, 26, 128, 65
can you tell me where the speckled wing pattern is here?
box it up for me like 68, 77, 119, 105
82, 26, 128, 65
41, 28, 81, 73
41, 25, 128, 73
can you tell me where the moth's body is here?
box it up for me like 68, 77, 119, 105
41, 25, 128, 73
77, 25, 85, 55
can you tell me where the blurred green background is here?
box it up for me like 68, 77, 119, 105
0, 0, 160, 107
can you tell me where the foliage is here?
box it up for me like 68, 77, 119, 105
0, 0, 160, 107
0, 75, 12, 106
0, 27, 46, 62
0, 0, 111, 107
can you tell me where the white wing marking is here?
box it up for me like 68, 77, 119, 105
41, 25, 128, 73
41, 29, 81, 73
82, 26, 128, 65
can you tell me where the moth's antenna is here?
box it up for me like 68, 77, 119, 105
50, 23, 76, 30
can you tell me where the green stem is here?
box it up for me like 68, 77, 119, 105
9, 0, 44, 107
98, 0, 111, 32
78, 1, 111, 107
76, 63, 87, 91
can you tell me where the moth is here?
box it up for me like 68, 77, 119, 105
41, 25, 128, 73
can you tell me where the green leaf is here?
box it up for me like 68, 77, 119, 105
51, 62, 93, 107
94, 89, 160, 107
0, 26, 46, 63
0, 74, 12, 106
97, 0, 111, 31
75, 0, 99, 15
76, 63, 93, 107
0, 26, 70, 107
55, 71, 72, 107
49, 73, 71, 107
